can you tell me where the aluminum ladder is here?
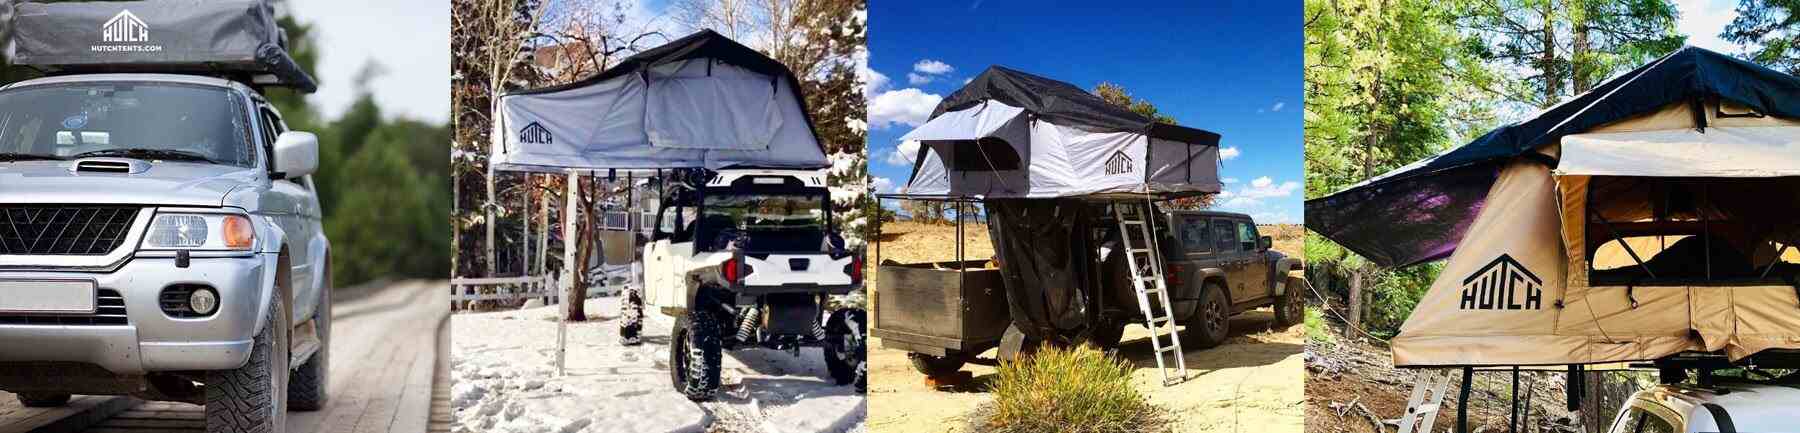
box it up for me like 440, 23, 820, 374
1397, 369, 1455, 433
1111, 201, 1187, 386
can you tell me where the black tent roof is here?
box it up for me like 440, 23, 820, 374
1306, 46, 1800, 268
934, 66, 1220, 144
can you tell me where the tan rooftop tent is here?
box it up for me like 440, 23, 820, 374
1309, 47, 1800, 368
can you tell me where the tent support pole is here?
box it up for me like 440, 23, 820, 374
1457, 367, 1473, 433
1510, 366, 1520, 433
558, 170, 580, 377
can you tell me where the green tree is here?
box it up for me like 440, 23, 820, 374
1455, 0, 1683, 107
1723, 0, 1800, 75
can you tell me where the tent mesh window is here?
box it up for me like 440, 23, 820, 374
1585, 176, 1800, 286
945, 137, 1021, 172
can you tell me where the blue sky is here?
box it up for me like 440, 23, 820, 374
865, 0, 1303, 223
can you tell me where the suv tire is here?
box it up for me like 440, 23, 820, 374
1085, 319, 1128, 349
289, 280, 330, 411
207, 293, 289, 433
670, 305, 722, 402
906, 353, 966, 377
1273, 276, 1305, 328
1185, 282, 1231, 349
16, 393, 70, 407
823, 308, 867, 391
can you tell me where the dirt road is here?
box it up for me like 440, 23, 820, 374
867, 310, 1305, 433
0, 280, 451, 433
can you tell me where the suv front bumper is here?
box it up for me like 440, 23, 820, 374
0, 253, 273, 375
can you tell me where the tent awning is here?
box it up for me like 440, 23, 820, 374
899, 101, 1026, 142
1559, 126, 1800, 178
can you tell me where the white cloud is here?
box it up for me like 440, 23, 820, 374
884, 141, 921, 166
871, 177, 895, 193
1239, 176, 1301, 199
1219, 146, 1240, 160
1222, 177, 1240, 184
1271, 102, 1285, 112
859, 62, 889, 96
907, 73, 935, 85
913, 59, 954, 75
868, 89, 942, 129
1676, 0, 1738, 51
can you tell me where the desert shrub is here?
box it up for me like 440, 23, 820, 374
972, 344, 1171, 433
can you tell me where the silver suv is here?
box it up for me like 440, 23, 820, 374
0, 73, 330, 433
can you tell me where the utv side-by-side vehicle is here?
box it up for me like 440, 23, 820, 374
0, 2, 329, 432
641, 169, 866, 401
876, 203, 1304, 377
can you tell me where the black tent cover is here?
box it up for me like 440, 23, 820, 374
11, 0, 317, 93
507, 28, 825, 156
936, 66, 1220, 144
1305, 46, 1800, 268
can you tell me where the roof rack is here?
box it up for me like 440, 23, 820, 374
9, 0, 317, 93
1631, 350, 1800, 385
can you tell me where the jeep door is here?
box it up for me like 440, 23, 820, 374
1209, 217, 1258, 304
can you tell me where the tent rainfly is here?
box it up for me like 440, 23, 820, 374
1306, 46, 1800, 367
491, 29, 829, 172
895, 66, 1223, 199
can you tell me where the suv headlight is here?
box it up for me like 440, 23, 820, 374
142, 212, 256, 250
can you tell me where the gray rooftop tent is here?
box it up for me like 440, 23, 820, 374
1306, 46, 1800, 368
8, 0, 317, 93
491, 29, 829, 172
897, 66, 1222, 199
884, 66, 1225, 350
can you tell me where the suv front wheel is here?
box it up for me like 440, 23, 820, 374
207, 293, 289, 433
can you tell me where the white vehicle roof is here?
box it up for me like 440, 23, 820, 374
706, 169, 829, 189
1625, 383, 1800, 433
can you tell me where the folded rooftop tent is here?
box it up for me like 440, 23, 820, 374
1304, 46, 1800, 367
895, 66, 1222, 199
9, 0, 317, 93
490, 29, 828, 173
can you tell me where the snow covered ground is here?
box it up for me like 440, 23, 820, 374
451, 296, 866, 433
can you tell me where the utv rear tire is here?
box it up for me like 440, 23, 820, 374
207, 294, 289, 433
906, 353, 966, 377
1184, 282, 1230, 349
16, 393, 70, 407
670, 307, 723, 402
823, 309, 867, 391
1273, 277, 1306, 328
289, 280, 330, 411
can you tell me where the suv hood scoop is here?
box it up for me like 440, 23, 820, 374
71, 158, 150, 174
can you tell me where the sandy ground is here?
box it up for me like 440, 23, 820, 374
867, 311, 1304, 433
451, 296, 865, 433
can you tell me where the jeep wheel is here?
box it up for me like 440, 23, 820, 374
290, 279, 330, 411
1273, 277, 1306, 328
906, 353, 966, 377
670, 307, 722, 401
15, 393, 70, 407
207, 293, 289, 433
1184, 282, 1230, 349
823, 309, 867, 391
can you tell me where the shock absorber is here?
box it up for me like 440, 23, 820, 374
736, 305, 761, 343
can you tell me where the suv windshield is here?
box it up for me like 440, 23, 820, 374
0, 82, 253, 166
697, 191, 829, 252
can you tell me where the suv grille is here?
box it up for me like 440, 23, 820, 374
0, 206, 139, 255
0, 289, 128, 325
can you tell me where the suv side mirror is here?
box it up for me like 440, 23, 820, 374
273, 131, 319, 179
1259, 235, 1273, 251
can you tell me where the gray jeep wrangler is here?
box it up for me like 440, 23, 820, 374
0, 73, 331, 433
